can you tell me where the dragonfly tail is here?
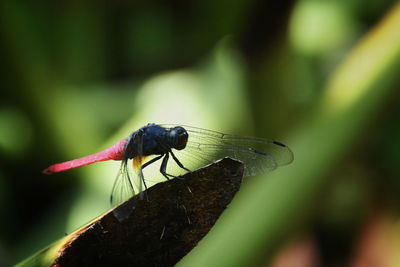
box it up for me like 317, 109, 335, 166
43, 140, 127, 174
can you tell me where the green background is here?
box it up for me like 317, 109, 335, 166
1, 0, 400, 266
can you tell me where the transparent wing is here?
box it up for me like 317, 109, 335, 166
109, 123, 294, 216
110, 160, 136, 208
161, 124, 294, 177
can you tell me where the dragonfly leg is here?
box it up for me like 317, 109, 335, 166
141, 154, 164, 169
140, 154, 165, 201
160, 153, 181, 180
139, 166, 150, 201
160, 153, 172, 180
136, 129, 149, 201
170, 151, 191, 172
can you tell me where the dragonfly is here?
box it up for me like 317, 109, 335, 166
43, 123, 294, 220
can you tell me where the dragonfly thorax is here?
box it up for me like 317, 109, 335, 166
124, 124, 188, 159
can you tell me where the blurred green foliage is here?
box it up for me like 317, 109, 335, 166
1, 0, 400, 266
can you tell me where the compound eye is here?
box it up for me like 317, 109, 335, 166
173, 127, 185, 135
171, 127, 188, 150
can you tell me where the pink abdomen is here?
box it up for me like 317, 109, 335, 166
43, 140, 127, 174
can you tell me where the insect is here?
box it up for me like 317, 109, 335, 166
44, 123, 294, 219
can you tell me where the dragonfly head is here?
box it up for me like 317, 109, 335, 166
168, 126, 188, 150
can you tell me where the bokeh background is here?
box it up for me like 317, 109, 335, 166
1, 0, 400, 266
